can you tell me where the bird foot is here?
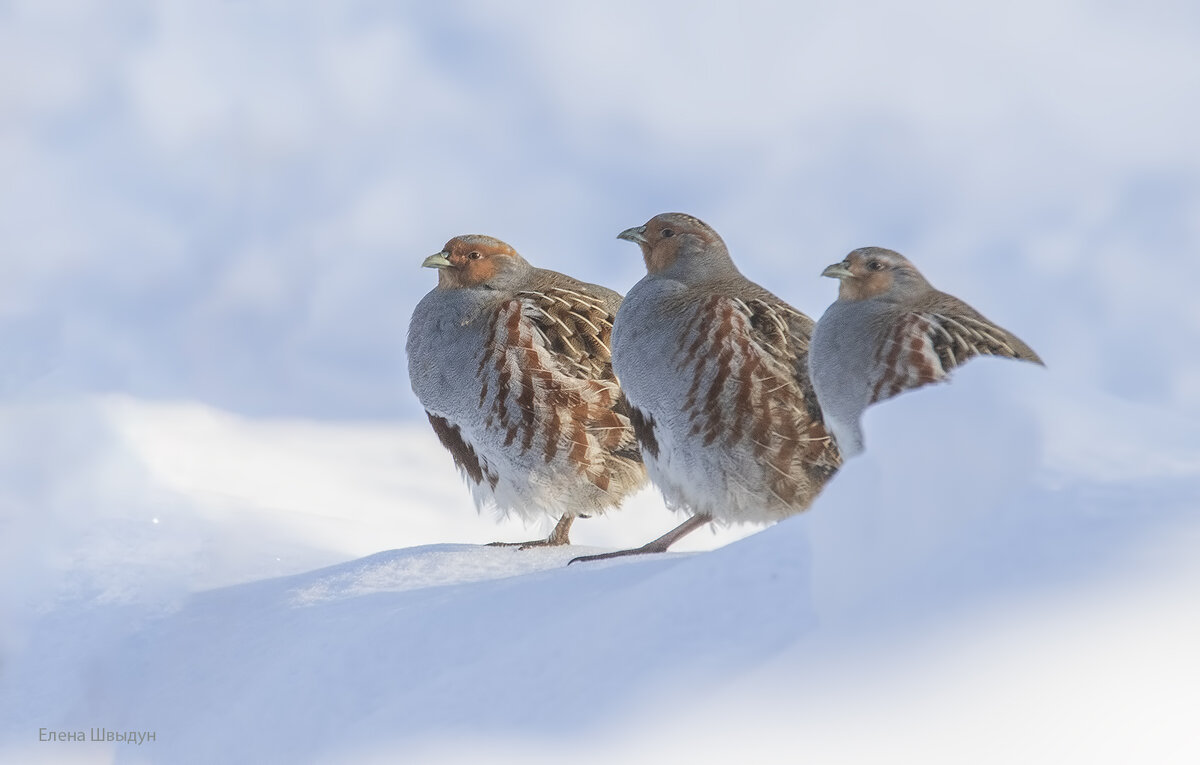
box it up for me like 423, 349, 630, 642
486, 514, 575, 550
486, 538, 569, 550
568, 540, 671, 565
567, 514, 713, 565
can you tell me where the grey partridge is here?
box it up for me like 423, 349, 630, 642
406, 235, 646, 546
571, 213, 841, 564
809, 246, 1044, 457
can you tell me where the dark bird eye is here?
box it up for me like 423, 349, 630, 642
868, 260, 884, 271
468, 251, 482, 260
661, 229, 674, 238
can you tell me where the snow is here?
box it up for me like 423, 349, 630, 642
3, 2, 1199, 763
3, 363, 1199, 764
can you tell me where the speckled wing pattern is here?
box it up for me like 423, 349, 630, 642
516, 286, 616, 382
672, 292, 840, 508
869, 306, 1042, 404
473, 285, 641, 495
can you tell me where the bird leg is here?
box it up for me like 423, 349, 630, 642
568, 514, 712, 565
487, 514, 575, 549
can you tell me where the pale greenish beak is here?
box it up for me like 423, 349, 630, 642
821, 262, 853, 280
422, 252, 452, 269
617, 225, 648, 245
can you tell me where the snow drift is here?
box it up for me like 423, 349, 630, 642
3, 360, 1198, 764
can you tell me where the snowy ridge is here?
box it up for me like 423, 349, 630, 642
3, 363, 1199, 764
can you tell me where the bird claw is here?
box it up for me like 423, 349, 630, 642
485, 539, 563, 549
567, 546, 662, 565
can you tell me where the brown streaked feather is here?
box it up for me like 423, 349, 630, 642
426, 411, 498, 489
516, 287, 618, 380
627, 404, 659, 459
919, 292, 1043, 364
480, 291, 642, 494
870, 303, 1043, 405
739, 296, 841, 485
674, 292, 841, 509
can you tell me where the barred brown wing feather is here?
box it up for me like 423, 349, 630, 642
516, 288, 616, 381
871, 311, 1036, 405
931, 313, 1027, 365
477, 294, 640, 493
741, 298, 840, 475
675, 295, 839, 508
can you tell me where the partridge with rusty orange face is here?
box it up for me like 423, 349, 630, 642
407, 235, 646, 546
571, 213, 841, 563
809, 247, 1043, 457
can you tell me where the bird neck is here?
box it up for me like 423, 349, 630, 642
655, 246, 742, 284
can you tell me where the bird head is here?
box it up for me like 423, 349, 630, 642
617, 213, 733, 279
422, 235, 529, 290
821, 247, 931, 302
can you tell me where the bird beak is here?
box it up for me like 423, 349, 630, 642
617, 225, 648, 245
821, 262, 854, 280
422, 252, 452, 269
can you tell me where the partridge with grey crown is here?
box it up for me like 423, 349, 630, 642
407, 235, 646, 546
571, 213, 841, 564
809, 246, 1043, 457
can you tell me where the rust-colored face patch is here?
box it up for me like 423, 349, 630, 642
825, 247, 925, 302
435, 235, 520, 289
638, 213, 718, 275
837, 250, 896, 301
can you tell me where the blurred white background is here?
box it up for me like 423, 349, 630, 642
4, 0, 1197, 419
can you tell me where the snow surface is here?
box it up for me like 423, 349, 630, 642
3, 3, 1199, 763
3, 362, 1199, 764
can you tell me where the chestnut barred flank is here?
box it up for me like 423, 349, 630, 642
627, 406, 659, 460
671, 293, 839, 509
870, 310, 1042, 405
427, 413, 498, 490
476, 291, 638, 494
